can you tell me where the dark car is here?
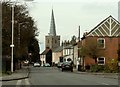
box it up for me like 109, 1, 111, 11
61, 62, 73, 72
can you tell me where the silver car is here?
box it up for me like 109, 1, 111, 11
33, 62, 40, 67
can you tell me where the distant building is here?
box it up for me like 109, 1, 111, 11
45, 9, 60, 50
62, 36, 76, 63
40, 47, 52, 66
52, 46, 63, 65
118, 1, 120, 22
73, 41, 81, 69
40, 9, 60, 66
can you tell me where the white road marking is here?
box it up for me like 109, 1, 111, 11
16, 80, 22, 85
16, 80, 22, 87
25, 79, 30, 85
102, 82, 110, 85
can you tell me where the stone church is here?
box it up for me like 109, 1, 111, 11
45, 9, 60, 50
40, 9, 60, 66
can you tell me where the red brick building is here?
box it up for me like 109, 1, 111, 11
80, 16, 120, 67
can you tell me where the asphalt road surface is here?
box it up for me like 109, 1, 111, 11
2, 66, 118, 86
29, 66, 118, 85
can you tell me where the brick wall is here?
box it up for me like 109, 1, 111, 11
81, 36, 119, 66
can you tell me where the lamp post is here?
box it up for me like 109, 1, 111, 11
10, 4, 15, 73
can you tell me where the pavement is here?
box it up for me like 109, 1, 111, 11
0, 66, 30, 81
0, 66, 118, 81
73, 69, 119, 79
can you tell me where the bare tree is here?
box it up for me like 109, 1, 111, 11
79, 38, 102, 65
86, 39, 101, 64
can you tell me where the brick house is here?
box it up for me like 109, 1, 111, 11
80, 16, 120, 68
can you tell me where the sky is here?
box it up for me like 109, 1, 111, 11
23, 0, 119, 53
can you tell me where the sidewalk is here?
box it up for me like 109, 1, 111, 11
73, 69, 118, 79
1, 66, 29, 81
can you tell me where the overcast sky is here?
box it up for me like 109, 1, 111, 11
24, 0, 119, 53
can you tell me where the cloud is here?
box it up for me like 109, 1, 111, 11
27, 0, 119, 53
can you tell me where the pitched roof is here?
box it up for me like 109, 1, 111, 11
53, 46, 63, 52
64, 45, 73, 49
86, 15, 120, 37
41, 48, 51, 55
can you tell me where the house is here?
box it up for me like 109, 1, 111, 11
62, 40, 75, 62
80, 15, 120, 68
63, 44, 73, 62
73, 41, 81, 69
52, 46, 63, 65
40, 47, 52, 66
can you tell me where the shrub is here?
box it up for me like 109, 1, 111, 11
90, 64, 105, 72
6, 71, 12, 75
90, 59, 119, 73
106, 59, 118, 73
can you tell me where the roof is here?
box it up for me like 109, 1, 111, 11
64, 45, 73, 49
85, 15, 120, 37
53, 46, 63, 52
41, 48, 51, 55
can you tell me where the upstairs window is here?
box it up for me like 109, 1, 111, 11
97, 38, 105, 48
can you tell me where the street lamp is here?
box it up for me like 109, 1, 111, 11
10, 3, 15, 73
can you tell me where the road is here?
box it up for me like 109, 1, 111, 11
2, 66, 118, 86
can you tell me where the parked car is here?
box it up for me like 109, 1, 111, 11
43, 63, 50, 67
61, 62, 73, 72
57, 62, 63, 68
33, 62, 40, 67
23, 60, 29, 66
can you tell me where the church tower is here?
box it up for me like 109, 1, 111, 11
45, 9, 60, 50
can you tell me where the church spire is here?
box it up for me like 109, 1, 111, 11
49, 9, 56, 36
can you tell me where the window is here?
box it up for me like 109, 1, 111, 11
47, 40, 49, 43
97, 57, 105, 65
97, 38, 105, 48
63, 58, 66, 62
